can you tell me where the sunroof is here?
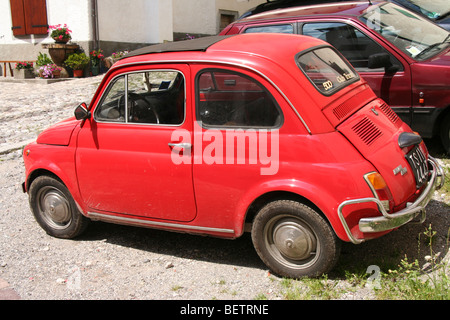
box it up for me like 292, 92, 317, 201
123, 35, 234, 59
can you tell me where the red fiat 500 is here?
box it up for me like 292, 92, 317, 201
22, 34, 444, 278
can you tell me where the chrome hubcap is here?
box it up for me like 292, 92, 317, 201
265, 216, 319, 269
38, 187, 71, 229
273, 220, 317, 260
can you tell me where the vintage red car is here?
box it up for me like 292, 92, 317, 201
221, 1, 450, 154
22, 33, 444, 278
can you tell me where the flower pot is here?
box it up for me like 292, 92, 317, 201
14, 69, 35, 79
73, 69, 84, 78
53, 37, 69, 44
52, 69, 61, 78
91, 65, 100, 76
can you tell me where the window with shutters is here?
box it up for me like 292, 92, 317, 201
10, 0, 48, 36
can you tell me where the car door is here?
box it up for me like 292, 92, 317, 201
192, 67, 284, 224
301, 21, 413, 125
75, 65, 197, 222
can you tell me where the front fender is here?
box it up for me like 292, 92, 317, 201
23, 142, 85, 214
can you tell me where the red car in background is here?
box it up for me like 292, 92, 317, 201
221, 1, 450, 154
22, 34, 444, 278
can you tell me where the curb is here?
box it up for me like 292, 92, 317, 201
0, 278, 20, 300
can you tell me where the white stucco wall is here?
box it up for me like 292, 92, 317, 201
172, 0, 265, 35
97, 0, 173, 44
0, 0, 92, 45
0, 0, 264, 60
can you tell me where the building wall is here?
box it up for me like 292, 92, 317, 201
0, 0, 92, 61
97, 0, 173, 44
173, 0, 265, 36
0, 0, 265, 65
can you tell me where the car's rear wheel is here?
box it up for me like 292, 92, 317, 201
251, 200, 340, 278
29, 176, 89, 239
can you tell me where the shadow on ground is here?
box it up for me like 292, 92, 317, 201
75, 137, 449, 279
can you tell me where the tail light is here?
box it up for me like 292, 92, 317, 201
364, 172, 394, 212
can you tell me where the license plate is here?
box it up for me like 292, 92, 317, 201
405, 146, 429, 188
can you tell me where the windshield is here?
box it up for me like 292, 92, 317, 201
360, 3, 450, 60
296, 47, 359, 95
404, 0, 450, 20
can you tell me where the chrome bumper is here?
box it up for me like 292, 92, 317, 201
338, 156, 445, 244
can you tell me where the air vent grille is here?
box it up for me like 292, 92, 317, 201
333, 101, 355, 121
331, 87, 374, 121
352, 117, 383, 145
379, 103, 399, 123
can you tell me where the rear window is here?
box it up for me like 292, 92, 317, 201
296, 46, 359, 95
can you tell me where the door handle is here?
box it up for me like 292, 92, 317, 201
168, 142, 192, 149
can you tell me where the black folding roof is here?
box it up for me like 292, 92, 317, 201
123, 35, 233, 59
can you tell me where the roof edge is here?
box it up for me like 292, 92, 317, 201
122, 35, 235, 59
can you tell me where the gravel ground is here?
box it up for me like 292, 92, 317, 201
0, 76, 448, 301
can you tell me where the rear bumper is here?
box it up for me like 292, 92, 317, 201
338, 156, 445, 244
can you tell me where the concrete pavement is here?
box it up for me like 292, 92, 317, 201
0, 278, 20, 300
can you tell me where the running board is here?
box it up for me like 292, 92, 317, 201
87, 212, 235, 236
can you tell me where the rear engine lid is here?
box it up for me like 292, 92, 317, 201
337, 98, 429, 207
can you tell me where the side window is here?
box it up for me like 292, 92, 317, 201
244, 24, 294, 34
95, 76, 126, 122
302, 22, 403, 72
95, 70, 185, 125
196, 70, 282, 128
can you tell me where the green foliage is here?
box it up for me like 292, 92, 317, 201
64, 53, 90, 70
36, 52, 53, 67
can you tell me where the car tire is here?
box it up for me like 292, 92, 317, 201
251, 200, 340, 278
29, 176, 89, 239
440, 112, 450, 154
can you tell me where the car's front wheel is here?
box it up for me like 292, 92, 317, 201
251, 200, 340, 278
29, 176, 89, 239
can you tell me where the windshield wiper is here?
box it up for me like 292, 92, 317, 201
415, 34, 450, 59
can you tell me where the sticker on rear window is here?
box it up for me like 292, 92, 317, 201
296, 47, 359, 95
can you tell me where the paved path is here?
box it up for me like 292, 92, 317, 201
0, 76, 103, 300
0, 76, 103, 154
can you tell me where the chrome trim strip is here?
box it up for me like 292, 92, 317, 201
87, 212, 235, 235
112, 59, 312, 133
337, 157, 444, 244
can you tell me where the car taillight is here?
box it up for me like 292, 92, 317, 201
364, 172, 394, 212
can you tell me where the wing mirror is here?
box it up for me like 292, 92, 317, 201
368, 53, 399, 74
74, 103, 91, 120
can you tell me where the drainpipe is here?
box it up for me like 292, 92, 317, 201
91, 0, 99, 49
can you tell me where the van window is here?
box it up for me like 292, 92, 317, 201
302, 22, 402, 71
244, 24, 294, 34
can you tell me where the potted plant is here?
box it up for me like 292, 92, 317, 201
48, 24, 72, 43
14, 61, 34, 79
111, 50, 129, 63
36, 52, 53, 68
39, 64, 62, 79
64, 52, 89, 77
90, 49, 104, 76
